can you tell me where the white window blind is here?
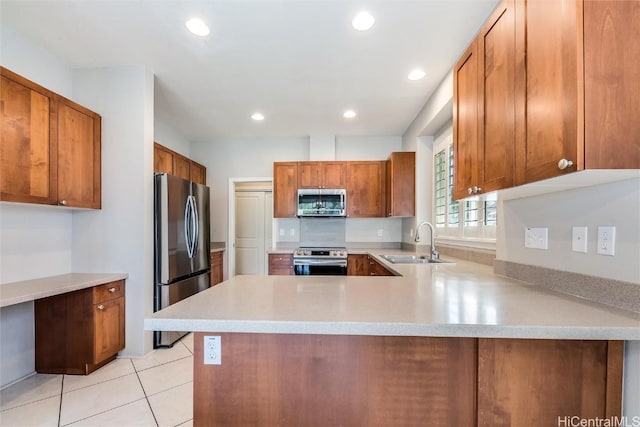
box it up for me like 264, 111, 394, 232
432, 138, 496, 243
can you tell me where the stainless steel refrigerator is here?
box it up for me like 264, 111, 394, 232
154, 173, 211, 348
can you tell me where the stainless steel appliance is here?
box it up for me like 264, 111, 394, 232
297, 189, 346, 217
154, 173, 211, 348
293, 247, 348, 275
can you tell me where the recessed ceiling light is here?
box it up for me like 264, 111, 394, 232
185, 18, 210, 36
251, 112, 265, 121
408, 68, 426, 81
352, 11, 375, 31
343, 110, 357, 119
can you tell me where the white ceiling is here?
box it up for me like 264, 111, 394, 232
1, 0, 497, 141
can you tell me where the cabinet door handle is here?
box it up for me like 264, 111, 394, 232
473, 186, 482, 194
108, 287, 117, 293
558, 159, 574, 170
467, 187, 473, 195
59, 200, 67, 206
97, 304, 105, 311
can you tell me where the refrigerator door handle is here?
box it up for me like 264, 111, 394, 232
192, 196, 199, 256
184, 196, 194, 258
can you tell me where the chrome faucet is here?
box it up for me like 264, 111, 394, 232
414, 221, 439, 261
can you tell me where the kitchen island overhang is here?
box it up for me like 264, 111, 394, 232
145, 261, 640, 426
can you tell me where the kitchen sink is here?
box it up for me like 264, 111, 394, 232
379, 254, 453, 264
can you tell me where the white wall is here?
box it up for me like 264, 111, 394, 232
335, 136, 402, 160
71, 66, 156, 358
497, 178, 640, 284
155, 113, 191, 157
191, 137, 309, 244
401, 72, 453, 245
0, 27, 76, 387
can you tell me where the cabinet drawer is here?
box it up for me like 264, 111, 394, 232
93, 280, 125, 304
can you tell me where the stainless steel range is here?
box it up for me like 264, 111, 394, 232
293, 247, 348, 276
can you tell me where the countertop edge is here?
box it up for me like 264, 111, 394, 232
0, 273, 129, 308
144, 319, 640, 341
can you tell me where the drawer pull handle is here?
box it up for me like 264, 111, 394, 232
97, 304, 105, 311
108, 287, 117, 293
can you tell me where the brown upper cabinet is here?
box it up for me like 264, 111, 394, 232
386, 152, 415, 217
453, 0, 639, 199
273, 162, 298, 218
297, 161, 347, 189
1, 67, 101, 209
453, 0, 516, 200
346, 161, 386, 218
274, 157, 415, 218
153, 142, 206, 185
515, 0, 640, 183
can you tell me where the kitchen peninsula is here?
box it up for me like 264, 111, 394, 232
145, 255, 640, 426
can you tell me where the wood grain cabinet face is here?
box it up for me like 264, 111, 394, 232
35, 280, 125, 375
0, 73, 54, 204
210, 251, 224, 286
454, 0, 639, 194
153, 142, 207, 184
154, 143, 174, 175
1, 67, 101, 208
453, 0, 515, 200
346, 161, 386, 218
298, 162, 347, 189
190, 161, 207, 185
347, 254, 369, 276
57, 98, 101, 209
273, 162, 298, 218
386, 152, 415, 217
268, 253, 293, 275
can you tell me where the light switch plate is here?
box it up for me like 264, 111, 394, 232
525, 227, 548, 250
597, 226, 616, 256
571, 226, 588, 253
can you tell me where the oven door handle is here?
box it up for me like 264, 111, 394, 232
293, 259, 348, 267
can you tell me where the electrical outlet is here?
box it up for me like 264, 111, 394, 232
597, 226, 616, 256
279, 228, 284, 237
525, 227, 548, 250
289, 228, 295, 237
571, 226, 588, 253
204, 336, 221, 365
377, 229, 384, 237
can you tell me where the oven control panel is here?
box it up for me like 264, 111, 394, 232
293, 248, 347, 258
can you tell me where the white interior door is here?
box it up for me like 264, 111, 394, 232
235, 191, 272, 275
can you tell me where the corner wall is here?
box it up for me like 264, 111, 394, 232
71, 66, 156, 358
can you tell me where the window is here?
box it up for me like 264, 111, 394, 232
433, 137, 496, 243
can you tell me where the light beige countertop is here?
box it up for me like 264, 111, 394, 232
0, 273, 129, 308
145, 253, 640, 340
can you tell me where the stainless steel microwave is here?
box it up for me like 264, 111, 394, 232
297, 189, 346, 217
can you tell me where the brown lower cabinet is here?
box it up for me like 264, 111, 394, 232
193, 333, 622, 427
35, 280, 125, 375
268, 254, 293, 275
347, 254, 394, 276
210, 251, 224, 286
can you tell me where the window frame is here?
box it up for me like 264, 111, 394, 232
432, 133, 496, 249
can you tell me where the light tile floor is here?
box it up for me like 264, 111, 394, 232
0, 333, 194, 427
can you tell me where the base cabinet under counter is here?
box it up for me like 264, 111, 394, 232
268, 254, 293, 275
193, 334, 622, 426
35, 280, 125, 375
